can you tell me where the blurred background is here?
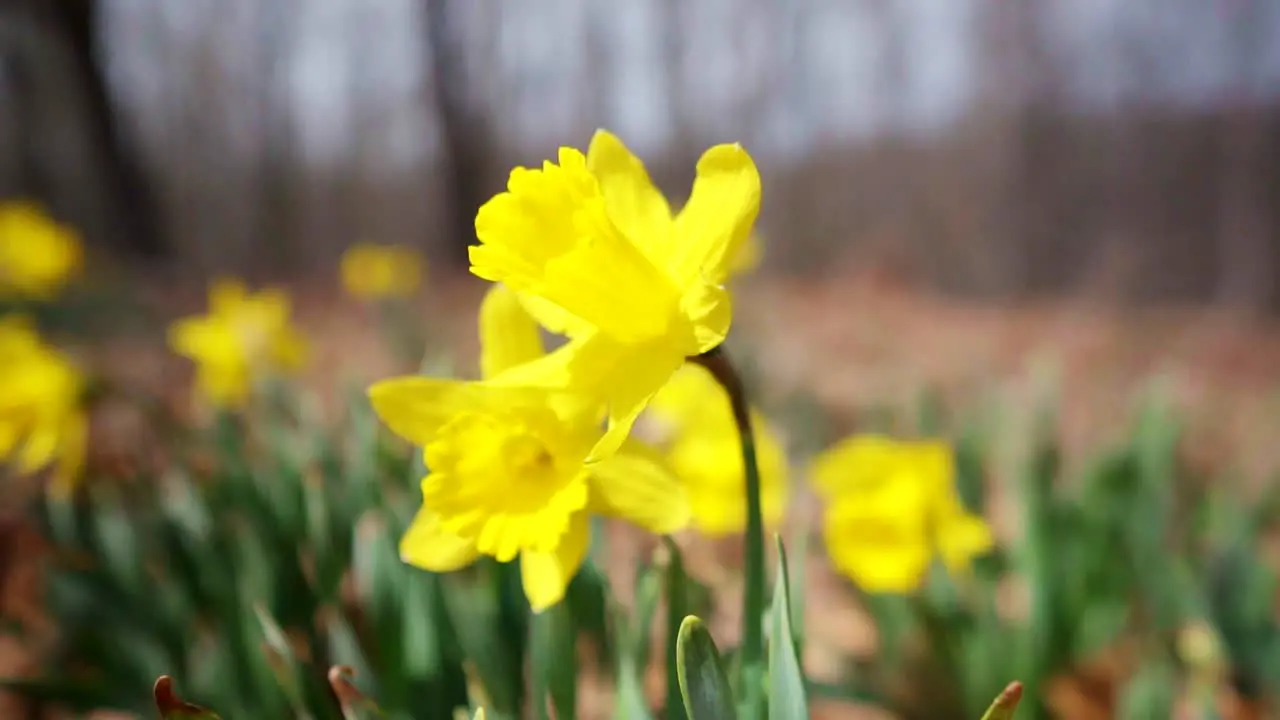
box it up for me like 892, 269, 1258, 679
9, 3, 1280, 718
5, 0, 1280, 306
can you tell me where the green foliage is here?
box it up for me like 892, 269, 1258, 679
5, 386, 502, 718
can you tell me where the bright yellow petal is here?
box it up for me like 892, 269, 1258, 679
586, 338, 686, 463
588, 440, 690, 534
368, 377, 547, 448
167, 317, 230, 362
727, 232, 762, 278
399, 506, 481, 572
520, 512, 590, 612
809, 435, 902, 499
470, 148, 682, 345
937, 512, 995, 573
209, 278, 248, 316
669, 144, 761, 287
16, 425, 58, 474
586, 130, 674, 266
195, 363, 251, 409
823, 504, 932, 594
478, 284, 545, 380
681, 278, 731, 353
514, 293, 596, 340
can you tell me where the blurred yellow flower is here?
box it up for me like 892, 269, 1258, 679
469, 130, 760, 461
644, 364, 788, 536
0, 200, 83, 299
0, 316, 87, 495
340, 242, 424, 300
167, 279, 308, 408
371, 284, 690, 612
812, 436, 993, 594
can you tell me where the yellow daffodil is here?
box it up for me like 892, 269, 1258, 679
167, 279, 308, 408
0, 200, 83, 299
643, 364, 788, 536
468, 130, 761, 461
370, 284, 690, 611
0, 316, 87, 495
812, 435, 993, 593
340, 242, 424, 300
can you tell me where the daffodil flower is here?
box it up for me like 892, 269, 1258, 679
370, 284, 691, 611
167, 279, 308, 408
468, 130, 761, 461
642, 364, 789, 536
0, 316, 87, 495
340, 242, 425, 300
811, 435, 993, 593
0, 200, 82, 299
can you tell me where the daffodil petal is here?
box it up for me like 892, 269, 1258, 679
479, 284, 545, 380
16, 425, 58, 474
586, 129, 674, 266
368, 377, 546, 447
670, 144, 761, 287
823, 508, 932, 594
938, 512, 995, 572
586, 339, 686, 462
520, 512, 590, 612
514, 292, 595, 339
209, 278, 248, 315
399, 507, 481, 572
589, 440, 690, 534
808, 435, 902, 499
681, 278, 731, 353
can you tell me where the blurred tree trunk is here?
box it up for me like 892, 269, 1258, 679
3, 0, 163, 258
424, 0, 492, 266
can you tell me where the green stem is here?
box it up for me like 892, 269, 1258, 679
693, 346, 765, 719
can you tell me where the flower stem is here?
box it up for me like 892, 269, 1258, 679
692, 346, 765, 718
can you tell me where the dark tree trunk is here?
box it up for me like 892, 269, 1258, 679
2, 0, 164, 259
424, 0, 494, 266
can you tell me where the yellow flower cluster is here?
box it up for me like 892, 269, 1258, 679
370, 130, 765, 610
0, 201, 82, 299
340, 242, 424, 300
147, 129, 995, 611
168, 279, 308, 409
0, 200, 87, 493
811, 436, 994, 593
0, 316, 87, 496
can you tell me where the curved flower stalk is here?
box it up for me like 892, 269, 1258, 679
369, 284, 691, 611
468, 130, 761, 461
812, 435, 994, 593
0, 200, 83, 299
643, 363, 789, 536
167, 279, 308, 409
0, 316, 87, 495
340, 242, 425, 300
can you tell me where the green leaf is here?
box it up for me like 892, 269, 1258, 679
154, 676, 223, 719
329, 666, 385, 720
677, 616, 738, 720
664, 538, 689, 720
609, 595, 656, 720
253, 605, 312, 718
531, 599, 578, 720
978, 681, 1024, 720
767, 536, 807, 720
1116, 663, 1176, 720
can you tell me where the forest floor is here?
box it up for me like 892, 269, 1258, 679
9, 269, 1280, 718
